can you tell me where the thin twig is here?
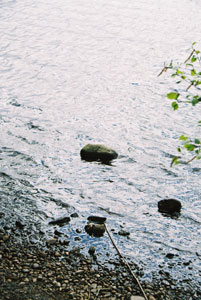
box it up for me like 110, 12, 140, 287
104, 224, 148, 300
186, 82, 194, 91
157, 66, 169, 77
184, 49, 195, 63
186, 155, 197, 164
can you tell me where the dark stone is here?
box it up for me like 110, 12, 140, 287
49, 216, 70, 226
85, 223, 105, 237
118, 230, 130, 237
54, 229, 63, 236
166, 253, 175, 259
80, 144, 118, 162
88, 246, 96, 255
158, 199, 182, 215
87, 216, 107, 224
16, 220, 25, 229
70, 213, 79, 218
0, 212, 5, 218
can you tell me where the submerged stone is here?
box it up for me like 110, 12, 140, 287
80, 144, 118, 162
158, 199, 182, 215
49, 216, 70, 226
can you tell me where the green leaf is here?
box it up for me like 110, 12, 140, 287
180, 135, 188, 141
194, 139, 201, 144
196, 155, 201, 160
192, 98, 201, 106
184, 144, 195, 151
191, 56, 197, 63
171, 157, 179, 166
167, 92, 180, 100
176, 69, 183, 75
191, 69, 196, 76
172, 101, 179, 110
192, 42, 196, 46
177, 147, 181, 152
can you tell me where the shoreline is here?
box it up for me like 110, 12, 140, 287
0, 228, 200, 300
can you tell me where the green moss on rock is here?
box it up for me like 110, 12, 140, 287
80, 144, 118, 162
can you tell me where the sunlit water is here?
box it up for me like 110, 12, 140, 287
0, 0, 201, 290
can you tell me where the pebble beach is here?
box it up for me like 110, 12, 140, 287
0, 228, 200, 300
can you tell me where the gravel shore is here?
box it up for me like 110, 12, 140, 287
0, 229, 200, 300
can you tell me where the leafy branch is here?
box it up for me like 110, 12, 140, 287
159, 42, 201, 165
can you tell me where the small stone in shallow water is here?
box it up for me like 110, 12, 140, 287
87, 215, 107, 224
88, 246, 96, 255
158, 199, 182, 215
15, 220, 25, 229
166, 253, 175, 259
70, 212, 79, 218
80, 144, 118, 162
46, 238, 58, 246
85, 223, 105, 237
118, 230, 130, 237
49, 216, 70, 226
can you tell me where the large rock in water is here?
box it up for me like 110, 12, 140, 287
158, 199, 182, 215
80, 144, 118, 162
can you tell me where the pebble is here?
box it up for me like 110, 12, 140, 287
22, 269, 29, 273
88, 246, 96, 255
46, 238, 58, 245
118, 230, 130, 237
33, 263, 40, 269
2, 235, 9, 241
70, 213, 79, 218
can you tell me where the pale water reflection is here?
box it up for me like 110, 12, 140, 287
0, 0, 201, 290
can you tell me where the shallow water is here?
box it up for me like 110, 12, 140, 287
0, 0, 201, 290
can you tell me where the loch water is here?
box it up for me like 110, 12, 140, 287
0, 0, 201, 290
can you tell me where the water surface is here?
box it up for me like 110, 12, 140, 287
0, 0, 201, 291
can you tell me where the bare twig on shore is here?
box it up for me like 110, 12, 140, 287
104, 223, 148, 300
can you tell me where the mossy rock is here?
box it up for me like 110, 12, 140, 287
80, 144, 118, 162
85, 223, 105, 237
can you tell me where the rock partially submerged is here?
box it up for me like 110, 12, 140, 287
49, 216, 70, 226
85, 223, 105, 237
158, 199, 182, 215
80, 144, 118, 162
87, 215, 107, 224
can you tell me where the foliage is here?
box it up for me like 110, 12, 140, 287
159, 42, 201, 165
